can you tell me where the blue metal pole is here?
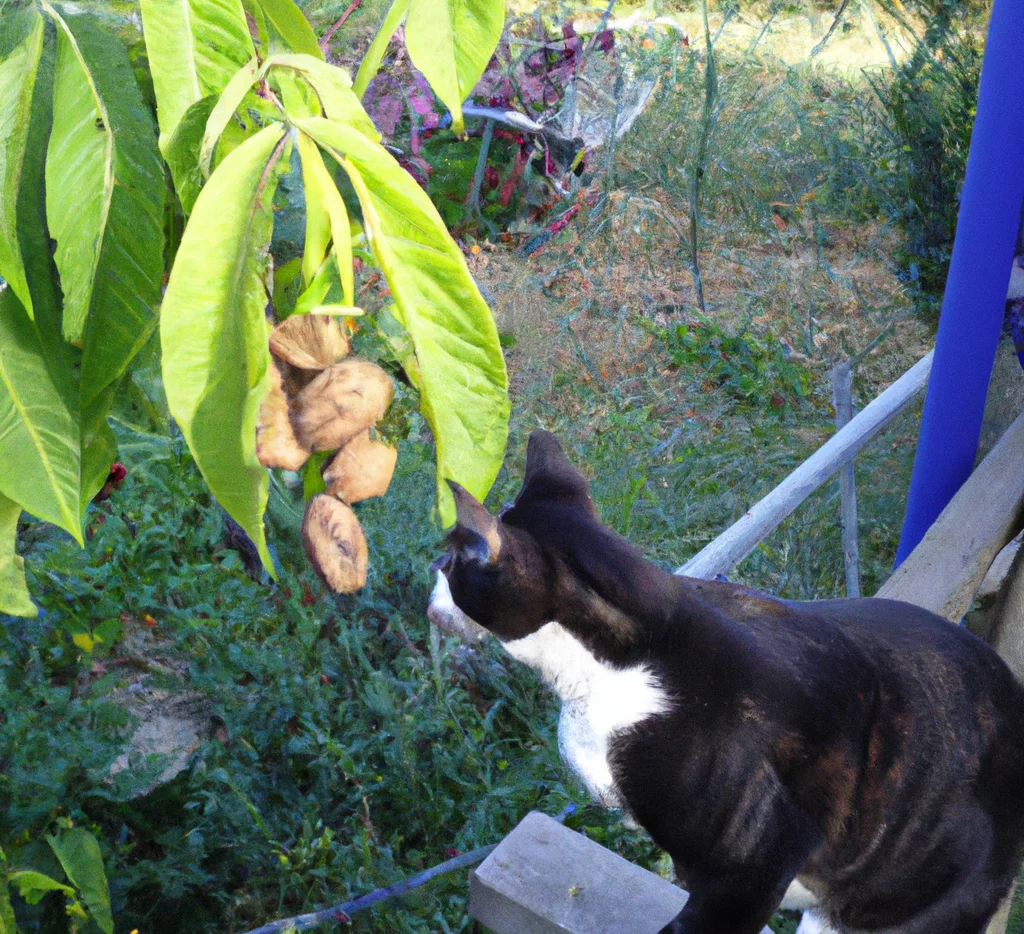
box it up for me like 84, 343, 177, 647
894, 0, 1024, 566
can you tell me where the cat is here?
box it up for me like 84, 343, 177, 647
428, 430, 1024, 934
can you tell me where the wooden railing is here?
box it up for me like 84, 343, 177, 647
676, 350, 935, 582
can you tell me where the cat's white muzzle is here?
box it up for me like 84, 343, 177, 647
427, 571, 490, 643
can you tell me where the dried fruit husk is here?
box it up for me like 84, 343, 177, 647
269, 314, 349, 370
323, 431, 398, 503
276, 358, 319, 397
276, 359, 320, 398
302, 495, 368, 593
256, 362, 310, 470
291, 359, 394, 452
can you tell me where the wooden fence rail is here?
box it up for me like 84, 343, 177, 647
676, 350, 934, 581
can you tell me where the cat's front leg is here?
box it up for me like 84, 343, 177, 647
656, 900, 775, 934
656, 872, 792, 934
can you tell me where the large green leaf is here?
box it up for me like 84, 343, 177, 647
164, 94, 218, 214
353, 0, 411, 99
0, 288, 83, 543
13, 7, 61, 343
7, 871, 73, 906
44, 8, 165, 407
0, 8, 44, 318
161, 125, 287, 573
267, 54, 379, 137
199, 58, 259, 176
140, 0, 256, 149
295, 131, 354, 304
0, 493, 35, 618
46, 828, 113, 934
404, 0, 503, 135
200, 55, 375, 183
296, 118, 508, 524
44, 6, 106, 347
253, 0, 324, 58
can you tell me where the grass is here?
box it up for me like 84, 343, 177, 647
4, 0, 1012, 931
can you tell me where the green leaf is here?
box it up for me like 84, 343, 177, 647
0, 848, 16, 934
140, 0, 256, 149
267, 54, 379, 137
43, 7, 106, 347
0, 16, 98, 522
293, 255, 337, 316
161, 125, 288, 574
0, 288, 83, 543
199, 58, 260, 177
270, 67, 320, 120
352, 0, 411, 99
164, 95, 218, 214
8, 871, 73, 906
0, 493, 36, 617
43, 8, 165, 406
404, 0, 503, 135
80, 384, 118, 515
296, 118, 508, 524
46, 828, 113, 934
303, 450, 330, 498
12, 9, 61, 342
0, 8, 44, 318
295, 131, 354, 304
253, 0, 324, 58
296, 133, 330, 285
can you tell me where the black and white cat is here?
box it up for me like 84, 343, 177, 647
428, 431, 1024, 934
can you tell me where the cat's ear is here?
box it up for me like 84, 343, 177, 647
517, 430, 596, 513
447, 480, 501, 564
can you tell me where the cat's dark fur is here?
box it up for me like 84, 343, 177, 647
433, 431, 1024, 934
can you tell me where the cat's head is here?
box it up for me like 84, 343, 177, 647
427, 430, 597, 643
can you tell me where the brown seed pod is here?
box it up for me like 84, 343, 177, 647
276, 359, 320, 399
302, 495, 368, 593
291, 359, 394, 452
269, 314, 349, 370
256, 362, 310, 470
323, 431, 398, 503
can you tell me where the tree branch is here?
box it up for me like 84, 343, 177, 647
320, 0, 365, 54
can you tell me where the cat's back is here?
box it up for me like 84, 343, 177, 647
667, 576, 1024, 820
680, 576, 1024, 707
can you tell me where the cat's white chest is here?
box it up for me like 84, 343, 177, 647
502, 622, 671, 807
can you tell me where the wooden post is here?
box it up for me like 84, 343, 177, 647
831, 361, 861, 597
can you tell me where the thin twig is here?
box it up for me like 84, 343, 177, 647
320, 0, 364, 53
583, 0, 618, 57
810, 0, 851, 57
746, 11, 777, 55
688, 0, 719, 314
466, 119, 497, 236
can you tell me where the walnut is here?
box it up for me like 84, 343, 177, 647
301, 495, 368, 593
323, 431, 398, 503
269, 314, 349, 370
255, 362, 310, 470
291, 359, 394, 452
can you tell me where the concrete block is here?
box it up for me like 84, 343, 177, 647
470, 811, 777, 934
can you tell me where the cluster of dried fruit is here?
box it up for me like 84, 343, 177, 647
256, 315, 397, 593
